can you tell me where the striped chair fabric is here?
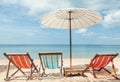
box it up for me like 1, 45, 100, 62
7, 54, 32, 69
92, 55, 116, 69
41, 55, 60, 69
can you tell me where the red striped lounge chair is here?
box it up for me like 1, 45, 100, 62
38, 52, 63, 79
4, 53, 38, 81
81, 53, 119, 79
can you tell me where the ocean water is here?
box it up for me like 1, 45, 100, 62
0, 45, 120, 59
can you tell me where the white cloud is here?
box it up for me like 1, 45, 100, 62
20, 0, 49, 15
77, 28, 87, 34
82, 32, 94, 36
1, 0, 119, 15
82, 0, 120, 11
99, 35, 120, 40
1, 0, 120, 29
1, 0, 71, 15
102, 10, 120, 28
1, 0, 120, 13
76, 28, 94, 36
99, 36, 111, 39
20, 0, 71, 15
83, 0, 120, 29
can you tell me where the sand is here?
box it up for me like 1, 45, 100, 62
0, 58, 120, 82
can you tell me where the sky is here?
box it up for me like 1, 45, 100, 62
0, 0, 120, 45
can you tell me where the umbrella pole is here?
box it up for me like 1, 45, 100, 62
69, 11, 72, 68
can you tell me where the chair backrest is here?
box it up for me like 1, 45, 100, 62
91, 53, 118, 69
39, 52, 62, 69
4, 53, 33, 69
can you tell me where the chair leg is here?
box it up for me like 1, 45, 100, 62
91, 67, 97, 78
5, 63, 27, 81
9, 69, 20, 80
4, 61, 11, 81
34, 66, 39, 73
38, 67, 41, 80
27, 67, 33, 80
39, 67, 46, 78
111, 61, 117, 76
98, 68, 103, 71
5, 68, 20, 80
81, 66, 89, 77
60, 67, 62, 78
17, 67, 26, 75
103, 68, 120, 79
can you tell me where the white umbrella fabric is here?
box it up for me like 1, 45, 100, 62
40, 8, 102, 68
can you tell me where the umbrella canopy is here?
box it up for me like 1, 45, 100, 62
40, 8, 102, 68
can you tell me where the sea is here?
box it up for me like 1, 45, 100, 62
0, 45, 120, 59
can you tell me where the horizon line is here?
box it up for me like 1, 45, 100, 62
0, 44, 120, 46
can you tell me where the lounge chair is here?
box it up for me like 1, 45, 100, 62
81, 53, 119, 79
4, 53, 39, 81
38, 52, 63, 79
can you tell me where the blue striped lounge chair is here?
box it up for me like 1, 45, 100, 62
38, 52, 63, 79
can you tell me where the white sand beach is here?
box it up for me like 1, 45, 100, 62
0, 58, 120, 82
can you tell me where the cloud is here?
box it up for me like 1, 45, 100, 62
1, 0, 71, 15
1, 0, 120, 13
76, 28, 94, 36
98, 36, 111, 39
77, 28, 87, 34
98, 35, 120, 40
82, 0, 120, 29
21, 0, 71, 15
82, 0, 120, 11
102, 10, 120, 28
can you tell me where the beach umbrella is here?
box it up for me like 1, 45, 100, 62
40, 8, 102, 68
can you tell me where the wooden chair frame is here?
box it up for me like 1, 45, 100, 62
38, 52, 63, 79
4, 53, 39, 81
82, 53, 119, 79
